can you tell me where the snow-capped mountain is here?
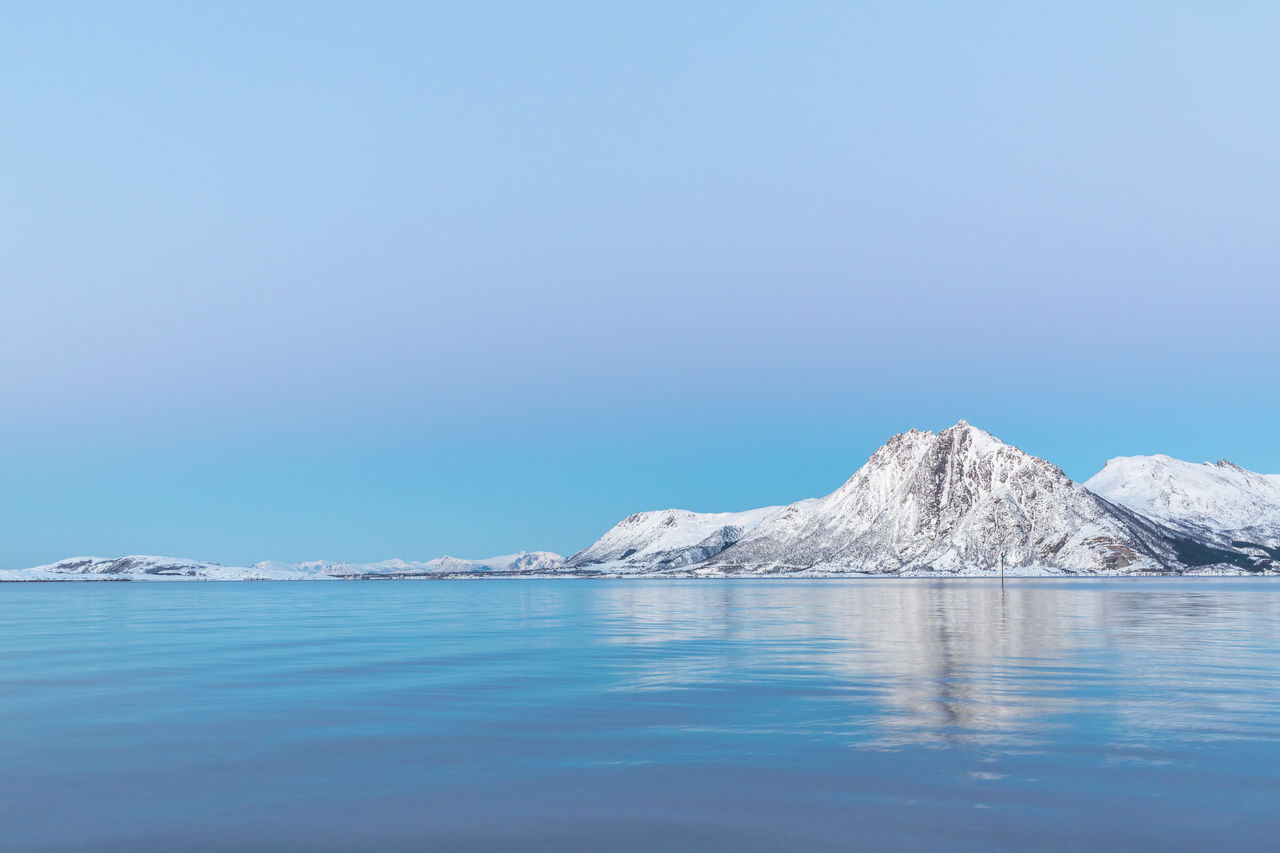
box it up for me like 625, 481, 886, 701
698, 421, 1190, 576
564, 506, 782, 572
1086, 455, 1280, 556
3, 552, 566, 581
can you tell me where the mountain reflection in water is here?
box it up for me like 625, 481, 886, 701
594, 580, 1278, 750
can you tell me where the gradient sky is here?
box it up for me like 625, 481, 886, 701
2, 2, 1278, 569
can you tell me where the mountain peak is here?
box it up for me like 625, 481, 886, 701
936, 419, 1008, 455
939, 418, 996, 439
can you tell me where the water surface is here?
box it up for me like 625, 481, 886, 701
3, 579, 1278, 851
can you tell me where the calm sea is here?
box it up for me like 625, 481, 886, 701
2, 579, 1277, 851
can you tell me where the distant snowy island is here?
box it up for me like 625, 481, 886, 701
6, 421, 1279, 581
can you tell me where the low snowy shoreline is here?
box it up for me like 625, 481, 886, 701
3, 562, 1275, 582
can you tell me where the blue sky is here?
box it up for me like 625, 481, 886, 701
2, 2, 1277, 568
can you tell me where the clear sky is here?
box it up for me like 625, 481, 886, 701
2, 2, 1277, 568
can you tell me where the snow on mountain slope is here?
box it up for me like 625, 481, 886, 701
3, 551, 566, 581
701, 421, 1186, 576
1086, 455, 1280, 552
565, 506, 783, 572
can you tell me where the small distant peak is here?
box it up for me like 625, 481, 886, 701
1106, 454, 1157, 465
1215, 459, 1245, 472
954, 418, 971, 428
882, 426, 936, 450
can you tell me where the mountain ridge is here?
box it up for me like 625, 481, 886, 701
5, 421, 1278, 580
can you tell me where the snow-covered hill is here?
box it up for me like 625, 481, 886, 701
1086, 455, 1280, 556
563, 506, 782, 572
251, 551, 566, 577
699, 421, 1190, 576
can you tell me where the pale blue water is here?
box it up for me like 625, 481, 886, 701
2, 579, 1278, 851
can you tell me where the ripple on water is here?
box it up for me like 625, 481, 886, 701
1, 578, 1278, 851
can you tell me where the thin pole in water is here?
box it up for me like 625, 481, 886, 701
1000, 551, 1005, 587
